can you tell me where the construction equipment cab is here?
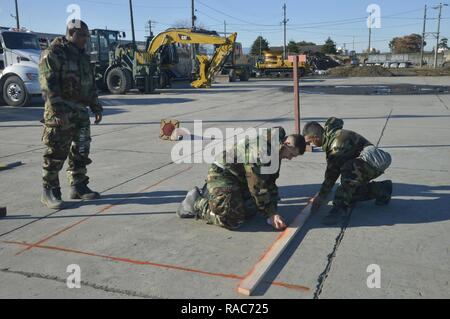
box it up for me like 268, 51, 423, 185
0, 28, 41, 107
88, 29, 143, 94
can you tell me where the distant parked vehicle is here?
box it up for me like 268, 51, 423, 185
389, 63, 399, 69
0, 29, 41, 107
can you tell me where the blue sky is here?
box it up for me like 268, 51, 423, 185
0, 0, 448, 52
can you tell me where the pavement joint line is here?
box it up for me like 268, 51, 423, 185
2, 240, 311, 294
436, 95, 449, 111
13, 166, 194, 256
95, 148, 170, 155
313, 209, 353, 299
376, 109, 394, 148
314, 112, 394, 299
0, 147, 47, 160
0, 126, 137, 159
0, 268, 162, 299
169, 89, 280, 118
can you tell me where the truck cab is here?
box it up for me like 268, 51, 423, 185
221, 42, 252, 82
0, 29, 42, 107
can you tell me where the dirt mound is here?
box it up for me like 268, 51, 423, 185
327, 66, 393, 77
410, 66, 450, 76
308, 53, 341, 71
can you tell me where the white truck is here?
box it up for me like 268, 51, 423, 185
0, 29, 42, 107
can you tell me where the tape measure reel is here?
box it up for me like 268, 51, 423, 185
160, 120, 180, 140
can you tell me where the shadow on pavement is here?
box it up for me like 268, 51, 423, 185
253, 182, 450, 296
0, 191, 187, 221
0, 107, 128, 127
86, 117, 292, 127
4, 183, 448, 227
2, 182, 448, 297
102, 97, 196, 105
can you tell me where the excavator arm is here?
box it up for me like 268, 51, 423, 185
191, 33, 237, 88
144, 28, 238, 88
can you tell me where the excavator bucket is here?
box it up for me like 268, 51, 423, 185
191, 55, 211, 89
191, 33, 238, 89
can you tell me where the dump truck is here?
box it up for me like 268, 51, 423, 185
221, 42, 253, 82
0, 28, 41, 107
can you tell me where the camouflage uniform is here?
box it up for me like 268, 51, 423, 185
319, 118, 391, 208
39, 37, 103, 188
194, 130, 283, 230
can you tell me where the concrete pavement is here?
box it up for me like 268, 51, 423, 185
0, 77, 449, 298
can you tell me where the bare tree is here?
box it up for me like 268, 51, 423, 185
172, 19, 205, 30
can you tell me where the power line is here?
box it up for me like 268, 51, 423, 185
15, 0, 20, 29
195, 9, 223, 24
196, 0, 280, 26
76, 0, 189, 9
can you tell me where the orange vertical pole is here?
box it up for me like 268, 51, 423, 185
293, 56, 300, 135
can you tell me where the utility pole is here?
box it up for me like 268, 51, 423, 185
14, 0, 20, 29
260, 34, 262, 58
191, 0, 197, 80
146, 20, 155, 38
420, 5, 427, 67
129, 0, 136, 49
148, 20, 153, 38
368, 11, 372, 54
224, 20, 227, 38
191, 0, 196, 29
145, 20, 154, 47
282, 3, 289, 60
433, 3, 448, 69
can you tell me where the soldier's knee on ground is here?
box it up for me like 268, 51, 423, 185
199, 187, 246, 230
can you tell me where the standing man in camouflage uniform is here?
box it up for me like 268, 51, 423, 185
302, 118, 393, 225
39, 20, 103, 209
177, 128, 306, 231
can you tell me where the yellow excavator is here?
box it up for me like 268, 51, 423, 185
143, 28, 238, 88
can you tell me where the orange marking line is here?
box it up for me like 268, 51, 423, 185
15, 166, 194, 256
3, 240, 310, 293
237, 196, 316, 296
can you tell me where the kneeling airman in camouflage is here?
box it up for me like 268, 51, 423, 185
177, 128, 306, 231
39, 20, 103, 209
303, 118, 393, 225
